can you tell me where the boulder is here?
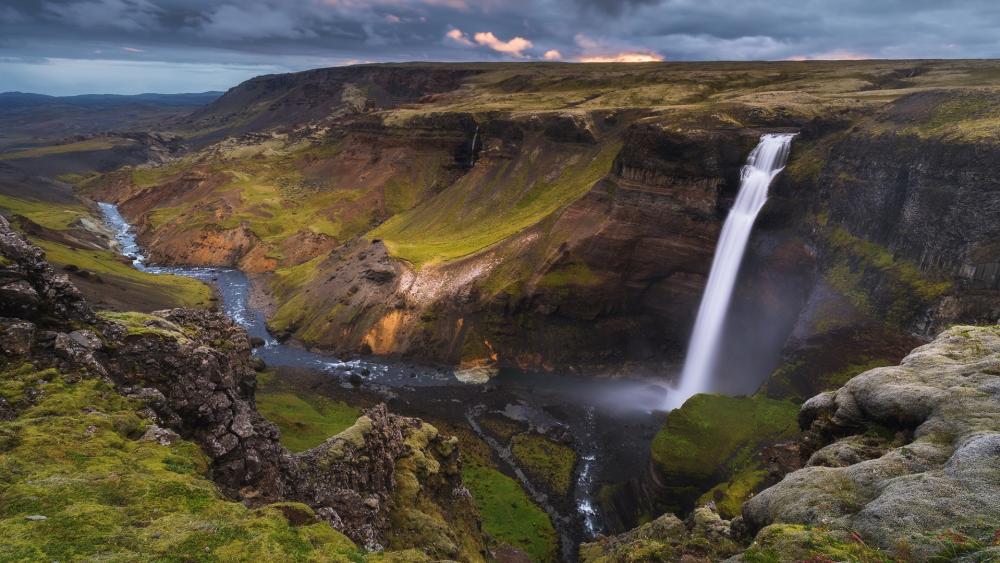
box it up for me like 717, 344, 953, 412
742, 325, 1000, 559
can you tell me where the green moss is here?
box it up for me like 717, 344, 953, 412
0, 364, 365, 562
651, 394, 798, 480
697, 465, 768, 519
510, 433, 577, 497
372, 140, 621, 267
98, 311, 192, 341
36, 240, 212, 309
0, 194, 88, 230
538, 262, 602, 289
461, 462, 559, 562
744, 524, 894, 563
255, 373, 361, 452
824, 227, 952, 326
649, 394, 798, 514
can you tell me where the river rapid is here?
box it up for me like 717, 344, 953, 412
98, 202, 668, 560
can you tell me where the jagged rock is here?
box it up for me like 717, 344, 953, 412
742, 325, 1000, 559
580, 505, 741, 562
140, 424, 181, 446
0, 318, 35, 356
0, 215, 94, 324
54, 330, 107, 377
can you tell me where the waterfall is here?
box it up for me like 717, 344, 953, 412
469, 125, 479, 166
665, 133, 795, 410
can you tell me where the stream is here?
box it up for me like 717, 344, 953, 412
98, 202, 668, 561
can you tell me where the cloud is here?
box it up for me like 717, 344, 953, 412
571, 0, 663, 15
7, 0, 1000, 94
44, 0, 162, 31
0, 6, 27, 24
578, 51, 664, 62
445, 28, 474, 46
197, 4, 315, 40
473, 31, 533, 57
543, 49, 562, 60
121, 46, 144, 53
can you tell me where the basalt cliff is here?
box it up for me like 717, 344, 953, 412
79, 62, 1000, 388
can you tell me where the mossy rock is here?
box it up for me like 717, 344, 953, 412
0, 363, 366, 562
648, 394, 798, 514
510, 433, 577, 497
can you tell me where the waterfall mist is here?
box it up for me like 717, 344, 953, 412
665, 133, 795, 410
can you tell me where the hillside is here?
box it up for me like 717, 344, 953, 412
84, 61, 999, 381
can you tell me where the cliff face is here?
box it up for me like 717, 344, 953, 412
84, 63, 1000, 381
583, 324, 1000, 561
0, 215, 487, 561
261, 118, 785, 374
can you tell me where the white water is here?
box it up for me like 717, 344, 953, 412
666, 133, 795, 410
469, 125, 479, 166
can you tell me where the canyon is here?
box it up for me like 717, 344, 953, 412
2, 60, 1000, 562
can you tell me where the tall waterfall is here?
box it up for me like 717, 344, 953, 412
666, 133, 795, 410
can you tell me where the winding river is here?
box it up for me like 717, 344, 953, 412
98, 202, 667, 560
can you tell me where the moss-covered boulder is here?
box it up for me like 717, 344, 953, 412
648, 393, 800, 516
743, 325, 1000, 560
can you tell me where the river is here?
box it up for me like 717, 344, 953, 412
98, 202, 668, 560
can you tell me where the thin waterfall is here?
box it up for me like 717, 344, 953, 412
469, 125, 479, 166
665, 133, 795, 410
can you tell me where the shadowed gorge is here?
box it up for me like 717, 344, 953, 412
2, 58, 1000, 563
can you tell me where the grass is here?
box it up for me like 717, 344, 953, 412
0, 138, 127, 160
510, 433, 577, 498
255, 373, 360, 452
0, 194, 87, 230
461, 462, 559, 562
0, 192, 213, 310
0, 363, 365, 562
37, 240, 212, 309
372, 140, 620, 267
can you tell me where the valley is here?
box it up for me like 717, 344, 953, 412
2, 60, 1000, 562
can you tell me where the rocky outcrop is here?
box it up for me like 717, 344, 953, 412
0, 217, 486, 559
0, 214, 94, 325
741, 324, 1000, 559
586, 325, 1000, 561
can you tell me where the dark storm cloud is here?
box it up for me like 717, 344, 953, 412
2, 0, 999, 94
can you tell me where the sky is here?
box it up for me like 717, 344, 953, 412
1, 0, 999, 95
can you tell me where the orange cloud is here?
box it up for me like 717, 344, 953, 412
473, 31, 533, 58
578, 51, 663, 63
543, 49, 562, 60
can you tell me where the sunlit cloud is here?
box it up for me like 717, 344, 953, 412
578, 51, 663, 62
473, 31, 533, 58
445, 28, 474, 46
543, 49, 562, 60
121, 46, 144, 53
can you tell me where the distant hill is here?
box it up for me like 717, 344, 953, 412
0, 91, 223, 110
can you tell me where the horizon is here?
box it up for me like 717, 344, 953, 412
4, 0, 1000, 95
4, 56, 994, 97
